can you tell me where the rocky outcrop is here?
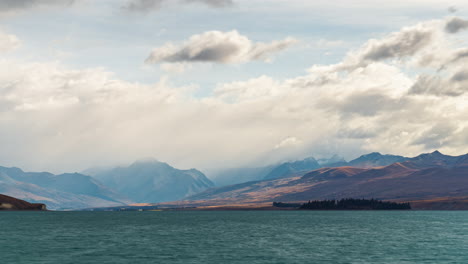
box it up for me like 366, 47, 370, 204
0, 194, 47, 211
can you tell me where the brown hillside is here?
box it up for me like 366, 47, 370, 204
0, 194, 47, 211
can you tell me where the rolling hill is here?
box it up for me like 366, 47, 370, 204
180, 151, 468, 209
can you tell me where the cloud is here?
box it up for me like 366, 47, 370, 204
412, 122, 458, 149
122, 0, 233, 13
409, 72, 468, 97
332, 21, 440, 72
332, 91, 407, 117
0, 0, 76, 13
145, 30, 297, 64
361, 30, 433, 62
274, 137, 302, 149
448, 6, 458, 13
1, 17, 468, 173
445, 17, 468, 33
0, 30, 20, 53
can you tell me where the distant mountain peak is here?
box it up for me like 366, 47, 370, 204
263, 156, 320, 180
431, 150, 443, 156
414, 150, 449, 160
361, 152, 383, 158
317, 154, 347, 166
94, 160, 214, 203
303, 156, 318, 162
348, 152, 407, 168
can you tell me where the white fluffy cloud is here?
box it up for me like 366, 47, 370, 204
0, 30, 20, 52
1, 17, 468, 172
145, 30, 297, 64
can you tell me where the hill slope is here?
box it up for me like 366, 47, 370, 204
0, 166, 129, 210
209, 153, 408, 186
181, 151, 468, 209
91, 159, 214, 203
0, 194, 47, 211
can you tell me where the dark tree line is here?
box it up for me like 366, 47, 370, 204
272, 202, 302, 208
297, 198, 411, 210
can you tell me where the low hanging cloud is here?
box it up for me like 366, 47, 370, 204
145, 30, 297, 64
122, 0, 233, 13
1, 17, 468, 173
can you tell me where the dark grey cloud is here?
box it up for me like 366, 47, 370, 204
122, 0, 233, 13
451, 70, 468, 82
337, 92, 406, 117
145, 31, 296, 64
445, 17, 468, 33
452, 48, 468, 62
409, 74, 468, 97
157, 43, 241, 63
319, 91, 407, 119
448, 6, 457, 13
184, 0, 233, 7
123, 0, 163, 12
362, 30, 433, 62
0, 0, 75, 12
333, 24, 437, 72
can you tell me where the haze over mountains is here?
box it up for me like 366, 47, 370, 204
89, 159, 214, 203
0, 166, 129, 210
209, 152, 409, 185
183, 151, 468, 209
1, 151, 467, 210
0, 159, 214, 209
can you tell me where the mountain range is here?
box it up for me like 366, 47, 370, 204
209, 152, 409, 185
0, 166, 129, 210
0, 159, 214, 209
181, 151, 468, 209
89, 159, 214, 203
1, 151, 467, 210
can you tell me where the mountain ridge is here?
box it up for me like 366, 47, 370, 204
177, 151, 468, 209
90, 159, 214, 203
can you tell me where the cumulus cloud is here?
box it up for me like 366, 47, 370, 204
122, 0, 233, 13
1, 17, 468, 172
327, 21, 441, 72
445, 17, 468, 33
145, 31, 296, 64
409, 70, 468, 97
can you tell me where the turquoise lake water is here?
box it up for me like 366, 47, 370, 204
1, 211, 467, 263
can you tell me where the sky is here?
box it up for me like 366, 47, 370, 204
0, 0, 468, 173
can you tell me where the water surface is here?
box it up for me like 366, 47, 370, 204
1, 211, 467, 263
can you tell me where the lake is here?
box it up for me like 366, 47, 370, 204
1, 211, 467, 263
